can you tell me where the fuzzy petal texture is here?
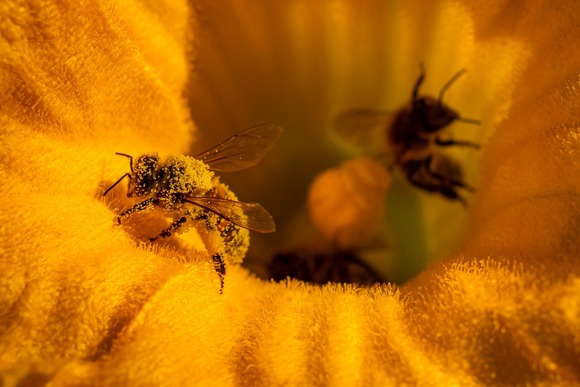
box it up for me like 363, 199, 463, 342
1, 0, 579, 386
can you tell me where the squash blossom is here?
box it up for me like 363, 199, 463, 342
0, 0, 579, 385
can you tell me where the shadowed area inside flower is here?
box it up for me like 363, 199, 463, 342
187, 1, 535, 284
1, 0, 579, 385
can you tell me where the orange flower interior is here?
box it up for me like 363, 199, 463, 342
0, 0, 579, 385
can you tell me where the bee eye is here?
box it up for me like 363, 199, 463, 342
414, 98, 427, 110
129, 155, 159, 196
439, 107, 458, 122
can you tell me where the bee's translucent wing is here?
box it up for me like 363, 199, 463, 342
334, 108, 393, 155
194, 124, 283, 172
185, 196, 275, 233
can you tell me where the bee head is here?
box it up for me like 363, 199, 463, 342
129, 154, 159, 197
414, 96, 459, 133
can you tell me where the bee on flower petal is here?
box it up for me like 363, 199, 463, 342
335, 65, 481, 206
103, 124, 283, 292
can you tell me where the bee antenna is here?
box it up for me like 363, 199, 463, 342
115, 152, 134, 173
103, 173, 131, 196
438, 69, 467, 105
412, 62, 426, 102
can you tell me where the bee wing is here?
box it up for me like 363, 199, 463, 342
185, 196, 276, 233
334, 108, 393, 155
194, 124, 283, 172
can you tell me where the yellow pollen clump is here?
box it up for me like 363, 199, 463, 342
308, 157, 391, 249
164, 154, 215, 196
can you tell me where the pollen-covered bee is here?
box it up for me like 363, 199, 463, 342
335, 66, 481, 206
103, 124, 282, 292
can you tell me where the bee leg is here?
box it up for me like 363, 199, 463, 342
390, 147, 410, 172
103, 173, 131, 196
193, 213, 213, 231
424, 156, 475, 192
406, 158, 469, 206
422, 157, 471, 206
405, 159, 438, 194
149, 216, 187, 242
212, 254, 226, 294
438, 186, 469, 208
435, 138, 480, 149
118, 197, 158, 224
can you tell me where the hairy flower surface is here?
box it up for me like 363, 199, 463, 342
0, 0, 579, 385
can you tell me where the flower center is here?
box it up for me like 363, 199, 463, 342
188, 0, 530, 283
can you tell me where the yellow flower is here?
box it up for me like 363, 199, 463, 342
0, 0, 579, 385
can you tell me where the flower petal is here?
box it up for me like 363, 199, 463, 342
1, 0, 579, 385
